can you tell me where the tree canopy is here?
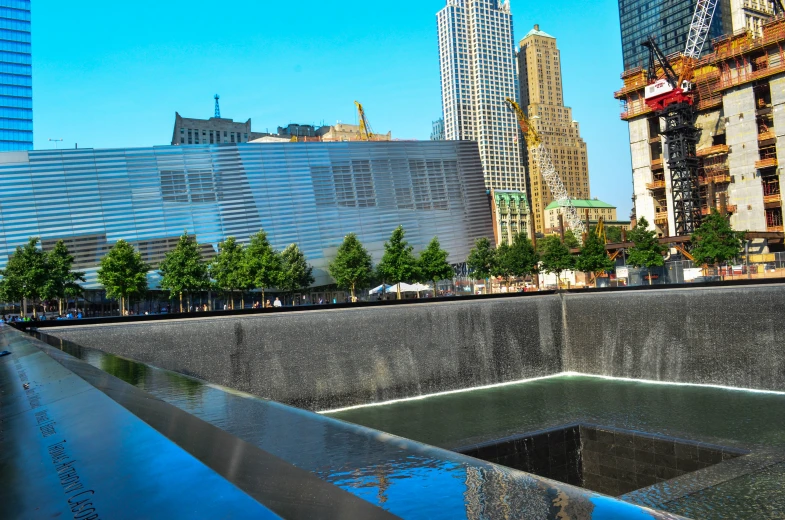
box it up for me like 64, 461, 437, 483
158, 231, 209, 311
97, 240, 150, 314
0, 237, 48, 317
690, 210, 744, 266
467, 237, 496, 283
418, 237, 454, 291
491, 241, 514, 288
328, 233, 373, 299
279, 243, 314, 296
492, 233, 540, 288
245, 230, 283, 303
575, 230, 615, 284
604, 226, 624, 244
210, 237, 249, 309
43, 240, 85, 314
538, 235, 574, 288
377, 226, 419, 299
627, 217, 665, 285
563, 229, 580, 249
507, 232, 539, 280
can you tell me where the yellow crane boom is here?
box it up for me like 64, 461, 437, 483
506, 98, 586, 238
354, 101, 374, 141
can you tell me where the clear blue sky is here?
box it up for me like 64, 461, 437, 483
33, 0, 632, 218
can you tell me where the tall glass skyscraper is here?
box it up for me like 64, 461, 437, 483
618, 0, 732, 70
0, 0, 31, 151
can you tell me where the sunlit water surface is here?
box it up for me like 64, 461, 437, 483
46, 337, 785, 519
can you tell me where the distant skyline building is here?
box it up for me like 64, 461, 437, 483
617, 0, 732, 70
315, 123, 392, 142
518, 25, 590, 236
172, 112, 266, 145
431, 118, 445, 141
0, 0, 32, 151
544, 199, 630, 235
437, 0, 529, 244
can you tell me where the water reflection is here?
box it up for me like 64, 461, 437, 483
39, 333, 689, 519
99, 354, 148, 387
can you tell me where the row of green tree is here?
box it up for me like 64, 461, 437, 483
96, 230, 316, 313
465, 211, 745, 287
0, 239, 85, 317
100, 225, 457, 309
465, 225, 616, 289
328, 226, 455, 300
0, 212, 745, 315
0, 225, 457, 315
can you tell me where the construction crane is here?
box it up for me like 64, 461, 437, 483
506, 98, 586, 238
354, 101, 374, 141
641, 0, 720, 236
596, 216, 607, 245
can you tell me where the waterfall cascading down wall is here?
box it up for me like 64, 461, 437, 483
43, 297, 565, 410
41, 284, 785, 411
562, 285, 785, 391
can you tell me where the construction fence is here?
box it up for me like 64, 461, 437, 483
616, 252, 785, 287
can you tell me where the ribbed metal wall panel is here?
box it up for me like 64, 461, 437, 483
0, 141, 494, 288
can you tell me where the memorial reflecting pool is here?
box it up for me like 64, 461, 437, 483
42, 334, 785, 519
330, 375, 785, 519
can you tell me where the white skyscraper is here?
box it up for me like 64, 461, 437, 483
437, 0, 529, 243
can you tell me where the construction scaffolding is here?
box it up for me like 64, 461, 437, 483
616, 16, 785, 122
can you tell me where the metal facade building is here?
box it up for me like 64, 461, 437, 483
0, 0, 32, 151
618, 0, 731, 70
0, 141, 494, 288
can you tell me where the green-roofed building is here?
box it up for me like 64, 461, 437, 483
544, 199, 631, 235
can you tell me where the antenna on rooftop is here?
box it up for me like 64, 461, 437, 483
214, 94, 221, 118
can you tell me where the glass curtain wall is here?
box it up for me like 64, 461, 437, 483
0, 0, 32, 151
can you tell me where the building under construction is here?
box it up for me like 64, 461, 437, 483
615, 13, 785, 252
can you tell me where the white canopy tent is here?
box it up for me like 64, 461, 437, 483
387, 282, 433, 293
368, 284, 394, 295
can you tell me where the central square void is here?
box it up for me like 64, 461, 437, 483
456, 424, 746, 497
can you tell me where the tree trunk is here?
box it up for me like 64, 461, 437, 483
648, 269, 653, 285
121, 296, 126, 316
188, 293, 192, 313
397, 283, 401, 300
241, 293, 245, 309
179, 292, 183, 313
58, 298, 63, 316
350, 283, 355, 300
230, 292, 235, 310
262, 289, 266, 307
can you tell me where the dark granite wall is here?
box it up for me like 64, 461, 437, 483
562, 285, 785, 391
578, 425, 741, 497
45, 297, 564, 410
458, 425, 583, 487
42, 284, 785, 410
457, 423, 744, 498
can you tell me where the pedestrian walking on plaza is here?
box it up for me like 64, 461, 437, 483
273, 297, 282, 308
